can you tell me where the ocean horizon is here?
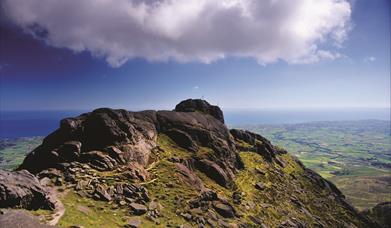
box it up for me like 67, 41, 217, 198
0, 108, 389, 139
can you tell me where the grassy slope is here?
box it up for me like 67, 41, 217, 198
28, 134, 363, 227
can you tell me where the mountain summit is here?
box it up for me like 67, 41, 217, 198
0, 99, 379, 227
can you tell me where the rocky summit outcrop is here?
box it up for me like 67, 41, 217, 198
18, 99, 243, 188
0, 99, 380, 227
175, 99, 225, 123
0, 170, 54, 210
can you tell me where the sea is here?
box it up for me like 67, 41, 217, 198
0, 108, 390, 139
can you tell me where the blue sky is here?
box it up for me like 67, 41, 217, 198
0, 0, 389, 111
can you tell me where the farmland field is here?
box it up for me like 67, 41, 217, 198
0, 137, 43, 170
235, 120, 391, 210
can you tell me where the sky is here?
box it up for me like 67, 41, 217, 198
0, 0, 390, 111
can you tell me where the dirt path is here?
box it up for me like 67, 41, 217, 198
46, 187, 66, 226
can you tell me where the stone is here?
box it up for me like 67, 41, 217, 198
57, 141, 81, 161
123, 162, 149, 181
119, 200, 127, 206
104, 146, 126, 164
166, 129, 198, 152
115, 183, 124, 195
130, 203, 147, 215
200, 189, 218, 201
255, 182, 265, 190
232, 192, 241, 204
95, 185, 112, 201
175, 163, 204, 190
249, 215, 263, 225
195, 159, 232, 188
179, 224, 192, 228
189, 208, 203, 215
207, 218, 217, 227
148, 201, 163, 213
55, 177, 63, 186
0, 210, 55, 228
255, 168, 266, 175
39, 177, 51, 186
125, 217, 141, 228
81, 151, 117, 171
180, 212, 192, 221
37, 168, 62, 179
213, 202, 235, 218
0, 170, 54, 210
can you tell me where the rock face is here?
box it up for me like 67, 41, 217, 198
0, 170, 54, 210
157, 109, 243, 187
18, 109, 158, 173
18, 99, 243, 190
175, 99, 225, 123
230, 129, 285, 163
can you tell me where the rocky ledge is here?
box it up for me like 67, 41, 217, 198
0, 99, 381, 227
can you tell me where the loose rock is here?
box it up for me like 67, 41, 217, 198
130, 203, 147, 215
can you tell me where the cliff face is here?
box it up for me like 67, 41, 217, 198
1, 99, 379, 227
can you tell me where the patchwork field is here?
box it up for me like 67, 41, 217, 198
0, 137, 43, 170
235, 120, 391, 210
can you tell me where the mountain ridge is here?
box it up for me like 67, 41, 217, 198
0, 99, 380, 227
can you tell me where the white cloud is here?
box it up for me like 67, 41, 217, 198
2, 0, 352, 67
193, 86, 200, 90
363, 56, 376, 62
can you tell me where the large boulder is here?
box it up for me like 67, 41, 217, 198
175, 99, 225, 123
0, 210, 55, 228
0, 170, 54, 210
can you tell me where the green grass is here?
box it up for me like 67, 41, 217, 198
58, 191, 128, 228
